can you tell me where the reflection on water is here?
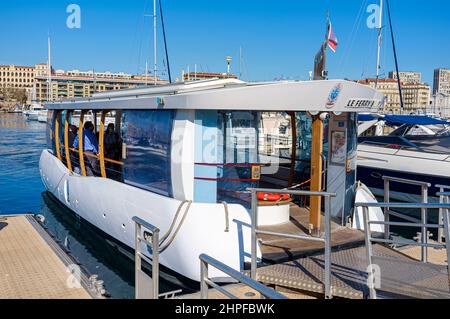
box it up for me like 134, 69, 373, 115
0, 113, 46, 214
0, 113, 187, 298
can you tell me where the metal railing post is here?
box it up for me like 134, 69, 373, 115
200, 259, 209, 299
439, 187, 445, 244
383, 179, 390, 239
133, 216, 162, 299
199, 254, 287, 299
421, 185, 428, 263
362, 205, 377, 299
135, 221, 142, 299
443, 195, 450, 287
250, 189, 258, 280
324, 195, 332, 299
152, 228, 160, 299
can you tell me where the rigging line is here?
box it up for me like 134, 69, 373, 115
386, 0, 404, 112
159, 0, 172, 83
136, 0, 149, 75
127, 0, 147, 74
337, 0, 368, 76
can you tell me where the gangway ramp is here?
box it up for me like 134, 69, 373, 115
257, 244, 450, 299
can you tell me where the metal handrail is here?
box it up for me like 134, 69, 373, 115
382, 175, 430, 262
382, 176, 431, 187
247, 187, 336, 299
132, 216, 160, 299
437, 189, 450, 243
199, 254, 287, 299
357, 202, 449, 209
355, 201, 450, 299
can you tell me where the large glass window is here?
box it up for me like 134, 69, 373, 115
121, 110, 174, 197
216, 111, 260, 206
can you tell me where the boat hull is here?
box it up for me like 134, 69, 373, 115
39, 149, 258, 282
357, 144, 450, 202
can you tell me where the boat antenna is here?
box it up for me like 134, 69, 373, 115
386, 0, 404, 113
159, 0, 172, 83
375, 0, 383, 89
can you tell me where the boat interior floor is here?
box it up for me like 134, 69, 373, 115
258, 204, 366, 264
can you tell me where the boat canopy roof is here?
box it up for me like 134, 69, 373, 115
358, 114, 450, 125
45, 78, 385, 113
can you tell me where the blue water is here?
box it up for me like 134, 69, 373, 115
0, 113, 138, 298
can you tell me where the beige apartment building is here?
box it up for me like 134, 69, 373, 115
388, 71, 422, 84
34, 72, 166, 101
358, 78, 430, 114
1, 63, 168, 103
0, 65, 35, 90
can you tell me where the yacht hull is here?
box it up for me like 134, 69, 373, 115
357, 144, 450, 201
39, 149, 258, 282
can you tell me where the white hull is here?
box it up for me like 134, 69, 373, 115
358, 144, 450, 178
27, 111, 39, 121
357, 143, 450, 202
38, 110, 48, 123
39, 149, 258, 282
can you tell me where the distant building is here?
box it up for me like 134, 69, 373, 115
388, 71, 422, 84
358, 78, 401, 113
402, 82, 430, 113
357, 78, 430, 114
35, 70, 166, 102
182, 71, 238, 82
433, 68, 450, 95
428, 92, 450, 119
1, 62, 167, 103
0, 65, 35, 91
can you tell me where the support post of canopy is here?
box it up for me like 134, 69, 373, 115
54, 110, 62, 161
310, 115, 324, 235
99, 110, 107, 178
288, 112, 297, 187
78, 110, 87, 177
64, 111, 72, 172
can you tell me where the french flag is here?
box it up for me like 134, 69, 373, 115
327, 21, 338, 53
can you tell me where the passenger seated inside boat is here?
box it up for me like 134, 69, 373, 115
73, 121, 99, 176
104, 123, 121, 160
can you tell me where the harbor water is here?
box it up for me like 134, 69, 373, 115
0, 113, 184, 298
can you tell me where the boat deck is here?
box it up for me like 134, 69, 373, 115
0, 215, 93, 299
259, 205, 365, 263
257, 244, 450, 299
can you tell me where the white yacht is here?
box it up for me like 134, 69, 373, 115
39, 78, 384, 282
37, 110, 49, 123
26, 104, 45, 121
358, 114, 450, 202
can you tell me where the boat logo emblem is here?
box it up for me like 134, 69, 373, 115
326, 83, 342, 108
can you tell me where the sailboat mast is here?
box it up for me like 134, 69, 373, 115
375, 0, 383, 89
153, 0, 157, 85
47, 34, 52, 102
386, 0, 404, 114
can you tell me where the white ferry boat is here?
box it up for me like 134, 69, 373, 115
39, 78, 384, 282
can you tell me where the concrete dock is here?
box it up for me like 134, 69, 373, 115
0, 214, 95, 299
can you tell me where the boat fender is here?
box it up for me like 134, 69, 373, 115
221, 201, 230, 232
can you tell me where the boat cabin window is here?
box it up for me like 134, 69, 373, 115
121, 110, 174, 197
194, 110, 328, 208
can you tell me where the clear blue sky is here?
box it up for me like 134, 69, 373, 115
0, 0, 448, 84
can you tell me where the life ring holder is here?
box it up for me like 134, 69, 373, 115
257, 192, 293, 206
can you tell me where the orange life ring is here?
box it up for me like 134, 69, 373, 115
257, 192, 290, 201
